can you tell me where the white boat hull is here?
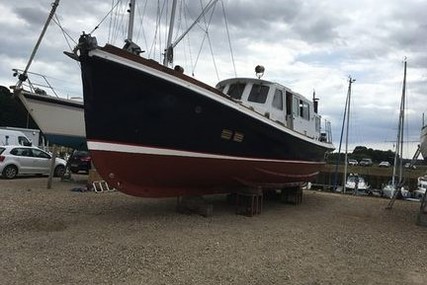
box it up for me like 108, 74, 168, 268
18, 90, 86, 149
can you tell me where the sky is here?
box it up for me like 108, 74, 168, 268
0, 0, 426, 158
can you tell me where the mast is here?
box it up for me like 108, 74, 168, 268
163, 0, 178, 66
333, 77, 351, 192
126, 0, 136, 42
343, 76, 356, 193
163, 0, 219, 67
392, 59, 407, 188
15, 0, 60, 89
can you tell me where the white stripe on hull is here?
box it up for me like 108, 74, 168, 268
88, 140, 322, 164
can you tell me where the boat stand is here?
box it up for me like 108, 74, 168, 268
416, 193, 427, 227
176, 196, 213, 217
233, 185, 304, 217
235, 187, 263, 217
280, 186, 303, 205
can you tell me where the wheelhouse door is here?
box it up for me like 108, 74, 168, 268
270, 89, 285, 124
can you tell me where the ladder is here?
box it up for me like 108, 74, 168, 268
92, 180, 116, 193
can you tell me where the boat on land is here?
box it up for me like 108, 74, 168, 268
69, 0, 335, 197
10, 71, 86, 150
9, 0, 86, 151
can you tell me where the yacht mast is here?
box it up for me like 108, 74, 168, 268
163, 0, 219, 67
343, 76, 356, 193
15, 0, 60, 89
127, 0, 136, 42
163, 0, 178, 66
392, 59, 407, 187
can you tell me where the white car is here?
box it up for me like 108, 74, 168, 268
378, 161, 391, 167
0, 145, 66, 179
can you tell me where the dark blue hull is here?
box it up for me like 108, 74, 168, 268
78, 43, 333, 197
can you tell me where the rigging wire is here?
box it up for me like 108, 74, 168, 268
112, 3, 128, 45
108, 0, 114, 43
149, 0, 167, 61
192, 0, 219, 81
135, 0, 149, 51
221, 0, 237, 77
52, 15, 77, 48
179, 1, 194, 75
148, 0, 161, 58
52, 15, 80, 71
89, 0, 122, 35
182, 1, 195, 75
183, 2, 195, 74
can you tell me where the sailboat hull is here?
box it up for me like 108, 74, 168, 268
79, 44, 333, 197
18, 91, 87, 150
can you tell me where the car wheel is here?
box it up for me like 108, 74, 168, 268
54, 165, 66, 177
2, 165, 18, 179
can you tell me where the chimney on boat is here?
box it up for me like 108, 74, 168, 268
313, 89, 319, 114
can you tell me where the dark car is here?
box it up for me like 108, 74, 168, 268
68, 150, 91, 173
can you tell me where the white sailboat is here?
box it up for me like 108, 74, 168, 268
420, 114, 427, 160
9, 0, 86, 150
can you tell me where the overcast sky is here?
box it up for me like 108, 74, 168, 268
1, 0, 426, 158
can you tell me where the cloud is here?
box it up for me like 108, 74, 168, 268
1, 0, 426, 158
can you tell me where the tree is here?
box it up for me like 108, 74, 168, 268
0, 85, 38, 129
327, 145, 396, 164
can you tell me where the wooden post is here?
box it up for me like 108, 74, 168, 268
47, 145, 57, 189
416, 192, 427, 227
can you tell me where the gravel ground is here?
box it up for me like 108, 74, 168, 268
1, 176, 426, 285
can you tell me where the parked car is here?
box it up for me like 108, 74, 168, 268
68, 150, 92, 173
378, 161, 391, 167
0, 145, 66, 179
347, 159, 358, 166
0, 129, 32, 146
359, 158, 373, 166
404, 162, 416, 169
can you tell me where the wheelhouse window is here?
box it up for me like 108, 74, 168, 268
248, 84, 269, 103
299, 100, 310, 120
293, 98, 310, 120
217, 85, 225, 92
315, 117, 321, 132
227, 83, 246, 100
293, 97, 299, 116
272, 89, 283, 110
300, 100, 310, 120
